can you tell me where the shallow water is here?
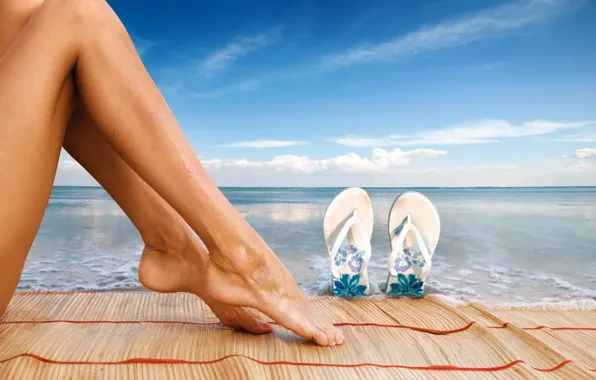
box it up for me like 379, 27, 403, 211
18, 187, 596, 308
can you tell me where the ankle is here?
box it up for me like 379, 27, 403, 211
207, 217, 264, 254
142, 225, 195, 259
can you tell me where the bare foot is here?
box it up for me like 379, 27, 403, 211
203, 233, 344, 347
138, 244, 272, 334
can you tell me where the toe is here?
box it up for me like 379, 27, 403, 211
311, 327, 329, 346
325, 324, 341, 346
326, 327, 336, 346
265, 298, 345, 346
332, 326, 344, 345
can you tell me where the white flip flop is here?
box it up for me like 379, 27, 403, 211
386, 192, 440, 297
323, 187, 373, 297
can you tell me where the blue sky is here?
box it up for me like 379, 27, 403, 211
57, 0, 596, 186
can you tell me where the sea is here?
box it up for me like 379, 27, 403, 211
18, 186, 596, 309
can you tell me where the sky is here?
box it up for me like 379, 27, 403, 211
56, 0, 596, 187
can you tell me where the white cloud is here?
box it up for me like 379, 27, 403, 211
557, 132, 596, 142
180, 0, 585, 98
323, 0, 578, 68
573, 148, 596, 159
53, 153, 596, 187
58, 159, 82, 169
55, 156, 98, 186
575, 148, 596, 160
202, 156, 596, 187
397, 164, 519, 174
222, 140, 307, 148
189, 0, 582, 97
333, 120, 593, 147
202, 148, 446, 174
565, 148, 596, 172
191, 79, 268, 98
199, 28, 283, 77
132, 36, 156, 57
52, 149, 596, 187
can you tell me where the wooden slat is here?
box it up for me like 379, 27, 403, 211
0, 292, 594, 379
2, 356, 559, 380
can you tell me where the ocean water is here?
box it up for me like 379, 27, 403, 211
18, 187, 596, 308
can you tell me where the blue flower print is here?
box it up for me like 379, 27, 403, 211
405, 247, 425, 269
334, 249, 348, 266
334, 274, 367, 297
347, 251, 365, 272
346, 244, 359, 255
387, 274, 424, 297
393, 216, 430, 270
334, 236, 359, 266
394, 254, 411, 272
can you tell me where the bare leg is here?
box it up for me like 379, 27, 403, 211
1, 2, 269, 334
64, 103, 272, 334
0, 0, 342, 345
0, 0, 75, 314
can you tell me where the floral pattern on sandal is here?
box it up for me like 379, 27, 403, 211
394, 218, 429, 271
394, 253, 412, 272
389, 217, 430, 297
333, 274, 368, 297
387, 274, 424, 297
334, 237, 366, 274
331, 223, 370, 297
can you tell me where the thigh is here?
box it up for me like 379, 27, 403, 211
0, 1, 76, 314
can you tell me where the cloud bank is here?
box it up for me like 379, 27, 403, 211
323, 0, 578, 68
565, 148, 596, 172
202, 148, 446, 174
199, 27, 283, 78
333, 120, 593, 147
222, 140, 307, 148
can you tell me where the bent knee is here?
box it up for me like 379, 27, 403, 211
1, 0, 44, 18
0, 0, 44, 52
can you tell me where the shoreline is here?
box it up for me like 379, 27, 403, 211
11, 288, 596, 311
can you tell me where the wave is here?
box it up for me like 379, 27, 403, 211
303, 254, 595, 309
17, 251, 596, 310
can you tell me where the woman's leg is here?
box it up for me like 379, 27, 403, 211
0, 2, 269, 335
0, 0, 342, 345
1, 1, 270, 335
64, 102, 271, 334
0, 0, 75, 316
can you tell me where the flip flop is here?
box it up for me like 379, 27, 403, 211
323, 187, 373, 297
386, 192, 440, 298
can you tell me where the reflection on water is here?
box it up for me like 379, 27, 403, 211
17, 186, 596, 308
48, 200, 126, 217
246, 204, 324, 223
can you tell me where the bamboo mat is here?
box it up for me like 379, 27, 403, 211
1, 292, 594, 379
